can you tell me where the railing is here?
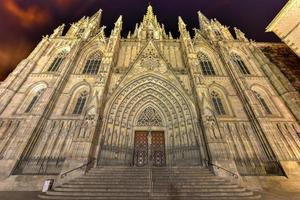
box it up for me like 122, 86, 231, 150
234, 159, 285, 176
60, 158, 96, 178
204, 159, 239, 179
12, 157, 66, 175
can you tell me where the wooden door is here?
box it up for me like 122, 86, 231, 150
133, 131, 148, 167
151, 131, 166, 167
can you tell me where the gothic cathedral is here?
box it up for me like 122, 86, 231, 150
0, 5, 300, 194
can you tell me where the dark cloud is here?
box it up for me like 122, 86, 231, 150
2, 0, 51, 27
0, 0, 288, 81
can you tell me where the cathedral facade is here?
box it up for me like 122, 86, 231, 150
0, 6, 300, 190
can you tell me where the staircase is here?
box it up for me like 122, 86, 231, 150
39, 167, 261, 200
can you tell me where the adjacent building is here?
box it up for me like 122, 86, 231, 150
266, 0, 300, 57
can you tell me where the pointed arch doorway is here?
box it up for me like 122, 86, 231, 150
133, 107, 166, 167
97, 75, 205, 167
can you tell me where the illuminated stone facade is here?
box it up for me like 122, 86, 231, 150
0, 6, 299, 191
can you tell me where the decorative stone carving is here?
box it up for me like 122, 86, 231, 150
137, 107, 163, 127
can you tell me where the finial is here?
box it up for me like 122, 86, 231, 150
146, 3, 154, 17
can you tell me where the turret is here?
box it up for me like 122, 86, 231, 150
178, 16, 194, 54
196, 11, 234, 41
106, 16, 123, 53
65, 9, 103, 39
198, 11, 210, 30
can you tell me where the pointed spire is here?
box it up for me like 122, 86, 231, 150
146, 4, 154, 19
178, 16, 186, 27
178, 16, 189, 35
234, 27, 248, 42
198, 11, 209, 23
91, 9, 102, 26
197, 11, 210, 31
178, 16, 194, 53
115, 15, 123, 27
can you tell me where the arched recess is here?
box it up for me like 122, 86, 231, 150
230, 51, 254, 75
250, 85, 279, 116
43, 46, 70, 72
18, 82, 47, 114
97, 75, 207, 166
196, 47, 225, 75
208, 84, 234, 117
198, 52, 216, 76
64, 83, 91, 115
73, 43, 105, 74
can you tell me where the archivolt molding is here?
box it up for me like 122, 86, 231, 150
101, 75, 199, 150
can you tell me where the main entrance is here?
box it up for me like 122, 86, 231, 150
133, 131, 166, 167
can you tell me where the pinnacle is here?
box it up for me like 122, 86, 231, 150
145, 4, 154, 20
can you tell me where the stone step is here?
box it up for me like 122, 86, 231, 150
38, 166, 261, 200
71, 180, 149, 184
65, 182, 234, 188
59, 185, 149, 189
54, 187, 247, 193
87, 172, 148, 175
61, 184, 239, 189
54, 188, 149, 192
43, 191, 256, 197
65, 182, 149, 186
152, 172, 214, 175
45, 191, 148, 197
39, 195, 261, 200
76, 176, 149, 180
82, 175, 149, 178
76, 177, 222, 181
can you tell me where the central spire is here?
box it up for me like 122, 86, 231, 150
129, 4, 168, 40
146, 4, 154, 19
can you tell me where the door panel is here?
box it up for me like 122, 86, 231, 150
151, 131, 166, 167
133, 131, 148, 167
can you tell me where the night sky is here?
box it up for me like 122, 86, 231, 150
0, 0, 288, 81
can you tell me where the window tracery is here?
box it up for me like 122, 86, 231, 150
48, 51, 67, 72
211, 91, 226, 115
73, 91, 88, 114
253, 91, 272, 115
25, 89, 45, 113
232, 53, 251, 75
198, 53, 216, 75
83, 53, 101, 75
137, 107, 163, 126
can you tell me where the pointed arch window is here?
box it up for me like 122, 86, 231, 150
48, 51, 67, 72
198, 53, 216, 76
137, 107, 163, 127
73, 91, 88, 114
254, 91, 272, 115
232, 54, 251, 75
83, 53, 101, 75
25, 89, 45, 113
211, 91, 226, 115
